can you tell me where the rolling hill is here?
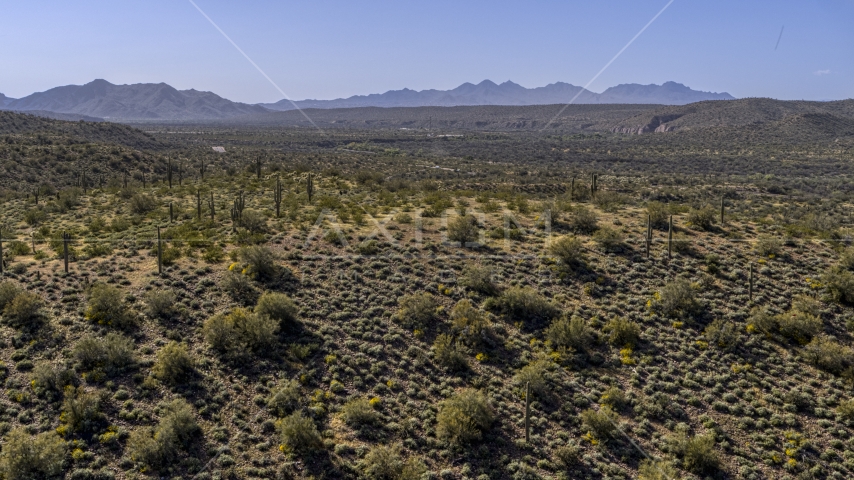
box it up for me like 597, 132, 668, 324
3, 80, 269, 121
261, 80, 734, 111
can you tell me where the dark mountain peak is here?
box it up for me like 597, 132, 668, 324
6, 80, 268, 120
263, 80, 735, 111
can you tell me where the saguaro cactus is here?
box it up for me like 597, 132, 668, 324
256, 157, 263, 180
169, 202, 174, 223
231, 191, 245, 231
646, 214, 652, 258
667, 215, 673, 259
274, 176, 284, 218
569, 177, 575, 202
524, 382, 531, 443
0, 228, 4, 275
197, 189, 202, 221
720, 196, 725, 225
209, 191, 215, 222
306, 173, 314, 204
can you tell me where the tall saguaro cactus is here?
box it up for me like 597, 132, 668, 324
274, 176, 284, 218
197, 189, 202, 221
256, 157, 263, 180
0, 228, 4, 275
524, 382, 531, 443
231, 191, 245, 232
667, 215, 673, 260
209, 191, 215, 222
720, 196, 725, 225
306, 173, 314, 204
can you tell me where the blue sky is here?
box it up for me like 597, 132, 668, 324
1, 1, 851, 103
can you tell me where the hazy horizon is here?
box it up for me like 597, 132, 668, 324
1, 1, 852, 103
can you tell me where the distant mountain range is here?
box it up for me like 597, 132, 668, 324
0, 79, 734, 121
0, 79, 267, 121
261, 80, 734, 111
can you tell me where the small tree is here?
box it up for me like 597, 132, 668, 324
0, 428, 66, 479
85, 283, 137, 329
2, 291, 44, 328
549, 235, 586, 270
277, 411, 322, 453
394, 293, 438, 329
436, 389, 493, 445
152, 341, 194, 384
255, 291, 298, 328
267, 380, 301, 417
686, 206, 716, 231
341, 398, 380, 427
603, 317, 640, 348
545, 315, 594, 351
447, 215, 479, 246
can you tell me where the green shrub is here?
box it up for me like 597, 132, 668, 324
638, 459, 679, 480
85, 283, 137, 329
567, 206, 598, 234
239, 210, 267, 233
143, 288, 177, 319
152, 342, 194, 384
580, 406, 619, 441
341, 398, 380, 427
433, 334, 468, 371
553, 444, 580, 468
2, 291, 44, 328
545, 315, 594, 351
59, 386, 104, 436
357, 239, 379, 255
777, 309, 822, 344
840, 247, 854, 271
512, 359, 550, 397
203, 307, 278, 355
460, 264, 499, 296
603, 318, 640, 348
593, 226, 625, 253
755, 235, 783, 257
668, 429, 720, 474
836, 399, 854, 421
447, 215, 479, 245
748, 307, 776, 335
268, 380, 301, 417
73, 333, 135, 376
361, 443, 427, 480
129, 194, 157, 214
686, 206, 716, 231
277, 411, 322, 453
255, 291, 298, 328
202, 244, 225, 263
549, 236, 586, 270
220, 270, 259, 305
450, 299, 490, 346
652, 278, 700, 319
0, 281, 20, 310
485, 287, 559, 324
802, 335, 854, 374
703, 319, 739, 350
436, 389, 493, 445
599, 386, 627, 410
0, 428, 66, 479
823, 267, 854, 304
31, 362, 76, 398
6, 241, 30, 257
394, 293, 438, 329
127, 399, 199, 467
238, 245, 279, 281
646, 201, 670, 229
